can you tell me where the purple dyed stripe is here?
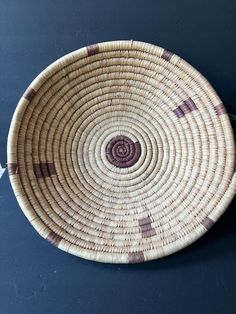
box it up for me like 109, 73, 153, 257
184, 98, 197, 111
128, 251, 145, 263
138, 216, 156, 238
8, 163, 19, 176
174, 98, 197, 118
162, 49, 173, 61
201, 217, 214, 230
87, 44, 99, 56
23, 87, 36, 102
34, 162, 56, 178
173, 107, 185, 118
46, 231, 62, 247
214, 103, 227, 115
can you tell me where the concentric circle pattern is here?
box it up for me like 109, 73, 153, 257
106, 135, 141, 168
8, 41, 236, 263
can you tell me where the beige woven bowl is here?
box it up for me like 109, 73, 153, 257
8, 40, 236, 263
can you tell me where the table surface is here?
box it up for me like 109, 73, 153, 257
0, 1, 236, 313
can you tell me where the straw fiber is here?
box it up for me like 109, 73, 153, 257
7, 41, 236, 263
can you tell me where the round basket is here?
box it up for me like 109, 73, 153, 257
8, 40, 236, 263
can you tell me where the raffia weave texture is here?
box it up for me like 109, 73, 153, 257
8, 41, 236, 263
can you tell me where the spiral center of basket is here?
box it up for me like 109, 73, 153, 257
105, 135, 141, 168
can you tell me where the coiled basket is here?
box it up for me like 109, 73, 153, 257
8, 40, 236, 263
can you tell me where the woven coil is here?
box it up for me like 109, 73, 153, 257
8, 40, 236, 263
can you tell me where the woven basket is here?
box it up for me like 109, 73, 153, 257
8, 40, 236, 263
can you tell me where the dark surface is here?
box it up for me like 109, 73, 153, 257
0, 1, 236, 313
